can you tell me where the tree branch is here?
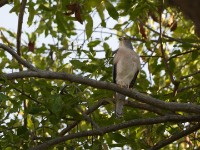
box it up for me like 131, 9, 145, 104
168, 49, 200, 61
126, 100, 172, 116
13, 87, 41, 104
2, 70, 200, 114
178, 84, 200, 93
142, 22, 200, 49
60, 99, 169, 136
150, 123, 200, 150
77, 106, 102, 133
158, 11, 180, 98
0, 43, 39, 71
30, 114, 200, 150
17, 0, 29, 130
180, 70, 200, 80
17, 0, 27, 56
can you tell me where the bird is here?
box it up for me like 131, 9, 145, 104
113, 37, 141, 118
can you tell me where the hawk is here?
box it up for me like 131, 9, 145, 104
113, 37, 141, 118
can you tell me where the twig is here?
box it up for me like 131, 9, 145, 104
164, 83, 200, 97
3, 70, 200, 114
158, 10, 180, 98
150, 123, 200, 150
77, 106, 102, 134
178, 84, 200, 93
0, 43, 39, 71
29, 114, 200, 150
13, 87, 41, 104
16, 0, 27, 56
140, 55, 161, 58
142, 23, 200, 49
180, 70, 200, 80
168, 49, 200, 61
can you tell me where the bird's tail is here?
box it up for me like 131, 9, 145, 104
115, 93, 126, 118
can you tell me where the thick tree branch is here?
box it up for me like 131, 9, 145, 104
0, 43, 38, 71
150, 123, 200, 150
126, 100, 172, 116
2, 70, 200, 114
30, 115, 200, 150
17, 0, 27, 56
59, 99, 168, 136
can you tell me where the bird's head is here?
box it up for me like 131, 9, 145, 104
119, 37, 133, 50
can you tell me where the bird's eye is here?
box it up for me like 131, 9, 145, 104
119, 37, 122, 40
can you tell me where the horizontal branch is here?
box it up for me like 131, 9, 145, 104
126, 100, 171, 116
2, 70, 200, 114
150, 123, 200, 150
59, 98, 170, 136
180, 70, 200, 80
178, 84, 200, 93
142, 22, 200, 49
168, 49, 200, 61
30, 114, 200, 150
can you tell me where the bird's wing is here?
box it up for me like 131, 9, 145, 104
113, 63, 117, 84
113, 49, 119, 84
129, 70, 139, 88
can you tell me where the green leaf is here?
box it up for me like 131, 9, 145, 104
103, 42, 111, 58
49, 115, 60, 125
109, 133, 127, 144
9, 1, 20, 14
88, 40, 101, 47
129, 2, 148, 20
169, 59, 176, 73
27, 1, 36, 26
0, 93, 9, 101
56, 11, 67, 34
86, 15, 93, 39
192, 50, 198, 60
97, 4, 104, 19
50, 95, 63, 116
17, 126, 28, 136
28, 105, 45, 114
101, 20, 106, 27
113, 22, 127, 30
70, 60, 84, 69
39, 4, 51, 11
104, 0, 119, 20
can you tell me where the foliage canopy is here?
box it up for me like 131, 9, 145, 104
0, 0, 200, 149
